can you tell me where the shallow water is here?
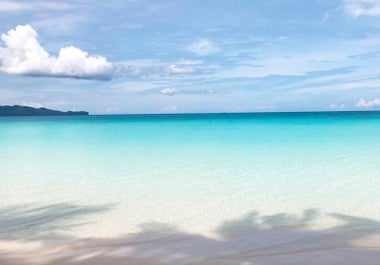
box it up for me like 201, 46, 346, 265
0, 112, 380, 264
1, 112, 380, 238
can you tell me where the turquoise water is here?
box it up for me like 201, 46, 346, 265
1, 112, 380, 237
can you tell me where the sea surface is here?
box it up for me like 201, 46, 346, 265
0, 112, 380, 264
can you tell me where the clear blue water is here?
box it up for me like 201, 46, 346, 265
1, 112, 380, 237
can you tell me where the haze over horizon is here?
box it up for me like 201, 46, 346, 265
1, 0, 380, 114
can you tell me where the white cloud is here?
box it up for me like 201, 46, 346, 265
0, 1, 30, 11
0, 25, 114, 80
329, 104, 345, 110
160, 88, 178, 95
21, 101, 68, 109
187, 39, 220, 56
32, 14, 85, 35
293, 72, 380, 94
174, 60, 203, 65
356, 98, 380, 108
343, 0, 380, 17
118, 60, 200, 78
0, 1, 72, 12
166, 64, 196, 74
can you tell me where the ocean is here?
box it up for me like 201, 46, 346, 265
1, 112, 379, 264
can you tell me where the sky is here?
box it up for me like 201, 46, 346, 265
0, 0, 380, 114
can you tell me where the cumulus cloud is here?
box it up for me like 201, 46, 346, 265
0, 25, 115, 80
160, 88, 178, 95
187, 38, 220, 56
356, 98, 380, 108
343, 0, 380, 16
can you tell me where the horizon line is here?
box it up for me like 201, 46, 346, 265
91, 109, 380, 116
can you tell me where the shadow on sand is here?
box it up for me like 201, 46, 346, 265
0, 203, 379, 265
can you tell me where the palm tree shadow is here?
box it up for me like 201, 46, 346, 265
0, 203, 113, 240
0, 204, 379, 265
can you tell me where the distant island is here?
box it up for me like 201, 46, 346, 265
0, 105, 89, 116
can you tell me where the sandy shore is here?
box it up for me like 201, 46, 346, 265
1, 204, 379, 265
1, 227, 379, 265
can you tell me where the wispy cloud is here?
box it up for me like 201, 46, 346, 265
186, 38, 220, 56
119, 60, 201, 78
329, 103, 345, 110
295, 78, 380, 94
160, 87, 217, 96
356, 98, 380, 108
343, 0, 380, 17
0, 1, 30, 11
0, 25, 114, 80
166, 64, 196, 74
216, 53, 342, 79
32, 14, 85, 35
21, 101, 69, 109
0, 1, 73, 12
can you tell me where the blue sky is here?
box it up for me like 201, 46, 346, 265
0, 0, 380, 114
